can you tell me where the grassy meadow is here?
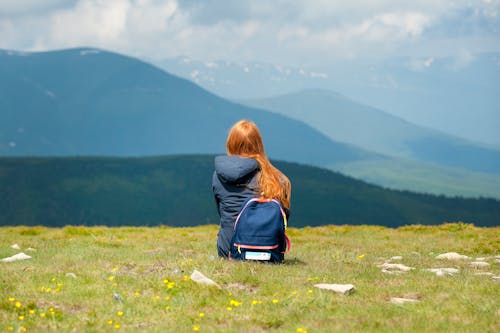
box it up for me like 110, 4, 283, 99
0, 223, 499, 332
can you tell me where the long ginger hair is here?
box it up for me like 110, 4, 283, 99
226, 120, 291, 209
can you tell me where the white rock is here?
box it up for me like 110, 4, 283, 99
1, 252, 32, 262
381, 269, 402, 275
470, 261, 490, 268
314, 283, 355, 295
425, 268, 459, 276
475, 257, 486, 261
435, 252, 470, 260
390, 297, 420, 304
190, 270, 221, 289
492, 276, 500, 281
11, 244, 21, 250
65, 272, 77, 279
390, 256, 403, 261
25, 248, 37, 252
474, 272, 493, 276
378, 263, 414, 272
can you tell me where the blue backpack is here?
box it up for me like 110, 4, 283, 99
230, 197, 290, 263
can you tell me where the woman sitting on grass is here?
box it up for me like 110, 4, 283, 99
212, 119, 291, 258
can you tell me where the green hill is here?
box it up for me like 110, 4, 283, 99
0, 155, 498, 227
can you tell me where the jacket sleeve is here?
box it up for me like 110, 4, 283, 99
212, 172, 221, 216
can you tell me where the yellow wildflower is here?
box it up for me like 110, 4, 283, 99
308, 289, 313, 294
107, 320, 113, 325
19, 315, 24, 320
51, 277, 56, 282
199, 312, 205, 318
40, 312, 46, 318
226, 307, 232, 311
163, 279, 169, 284
20, 327, 27, 333
7, 326, 13, 331
291, 291, 297, 295
134, 291, 140, 296
46, 288, 51, 293
357, 254, 365, 259
113, 267, 118, 271
165, 306, 171, 311
193, 325, 200, 331
49, 307, 55, 313
8, 297, 15, 302
108, 275, 115, 281
117, 311, 124, 317
15, 301, 21, 308
229, 299, 242, 307
272, 299, 279, 304
29, 309, 35, 315
114, 323, 121, 329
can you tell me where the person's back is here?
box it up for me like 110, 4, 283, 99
212, 119, 291, 259
212, 155, 259, 258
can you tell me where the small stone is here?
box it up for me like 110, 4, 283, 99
475, 257, 486, 261
425, 268, 459, 276
492, 276, 500, 281
190, 270, 221, 289
25, 248, 37, 252
314, 283, 355, 295
435, 252, 470, 260
390, 297, 420, 304
390, 256, 403, 261
470, 261, 490, 268
11, 244, 21, 250
1, 252, 32, 262
381, 269, 402, 275
378, 263, 414, 272
65, 272, 77, 279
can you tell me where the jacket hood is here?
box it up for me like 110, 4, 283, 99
215, 155, 259, 184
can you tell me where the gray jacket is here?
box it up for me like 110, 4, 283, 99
212, 155, 259, 258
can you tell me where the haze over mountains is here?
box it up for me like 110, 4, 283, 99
241, 89, 500, 173
0, 48, 374, 165
1, 47, 499, 199
157, 54, 500, 147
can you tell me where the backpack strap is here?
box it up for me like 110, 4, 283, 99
271, 199, 291, 252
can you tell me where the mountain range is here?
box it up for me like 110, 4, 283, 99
1, 47, 499, 199
156, 54, 500, 147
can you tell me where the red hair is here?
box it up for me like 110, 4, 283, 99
226, 120, 291, 209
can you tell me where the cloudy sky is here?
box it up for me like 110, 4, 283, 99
1, 0, 499, 66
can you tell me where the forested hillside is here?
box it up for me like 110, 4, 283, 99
1, 155, 498, 227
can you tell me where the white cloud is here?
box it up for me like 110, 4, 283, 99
0, 0, 499, 66
48, 0, 130, 45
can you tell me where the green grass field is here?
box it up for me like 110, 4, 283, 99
1, 223, 499, 332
